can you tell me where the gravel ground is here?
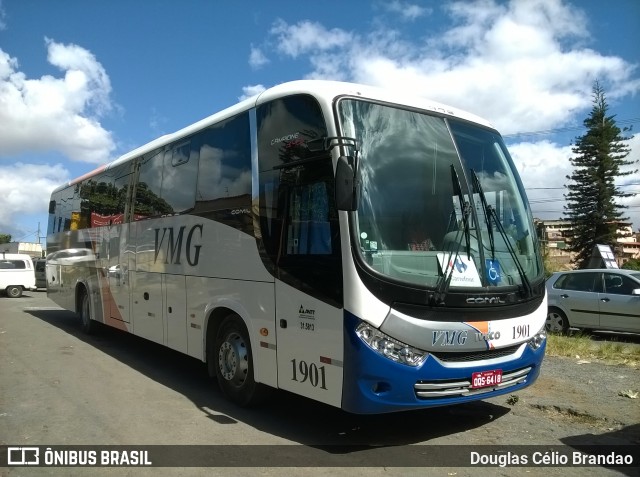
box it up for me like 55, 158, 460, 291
502, 354, 639, 441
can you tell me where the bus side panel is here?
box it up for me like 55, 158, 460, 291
185, 276, 277, 388
163, 274, 188, 354
131, 271, 164, 344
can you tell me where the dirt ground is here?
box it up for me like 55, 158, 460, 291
481, 338, 640, 447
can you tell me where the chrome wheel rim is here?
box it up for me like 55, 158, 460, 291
218, 332, 248, 387
546, 312, 564, 332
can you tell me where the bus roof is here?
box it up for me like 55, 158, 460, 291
58, 80, 494, 192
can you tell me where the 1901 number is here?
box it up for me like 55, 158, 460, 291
512, 324, 531, 339
291, 359, 327, 390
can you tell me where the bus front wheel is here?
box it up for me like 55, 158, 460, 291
212, 314, 269, 407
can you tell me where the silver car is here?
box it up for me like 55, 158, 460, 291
546, 268, 640, 333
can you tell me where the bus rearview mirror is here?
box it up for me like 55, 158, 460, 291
335, 156, 357, 211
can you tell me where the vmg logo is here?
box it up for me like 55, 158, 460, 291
153, 224, 203, 266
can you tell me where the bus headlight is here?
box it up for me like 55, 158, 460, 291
355, 322, 428, 367
527, 326, 547, 350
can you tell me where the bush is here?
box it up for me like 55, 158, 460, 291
622, 258, 640, 271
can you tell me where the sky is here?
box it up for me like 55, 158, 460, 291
0, 0, 639, 245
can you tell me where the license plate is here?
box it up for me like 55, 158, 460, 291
471, 369, 503, 389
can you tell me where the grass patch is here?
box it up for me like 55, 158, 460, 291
546, 332, 640, 366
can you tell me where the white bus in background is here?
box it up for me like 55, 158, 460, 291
0, 253, 36, 298
47, 80, 547, 414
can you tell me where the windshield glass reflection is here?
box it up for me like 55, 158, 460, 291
338, 99, 542, 291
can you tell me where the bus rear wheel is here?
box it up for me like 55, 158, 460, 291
213, 314, 269, 407
79, 290, 97, 334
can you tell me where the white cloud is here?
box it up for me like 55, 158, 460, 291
507, 132, 640, 230
238, 84, 266, 101
383, 1, 429, 21
0, 162, 70, 233
508, 140, 573, 220
266, 0, 638, 136
261, 0, 640, 229
249, 46, 269, 69
0, 38, 115, 164
270, 19, 353, 59
618, 133, 640, 228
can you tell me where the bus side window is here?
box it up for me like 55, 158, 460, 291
162, 140, 198, 214
134, 149, 177, 219
195, 113, 252, 213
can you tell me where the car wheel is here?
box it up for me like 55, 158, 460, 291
213, 314, 270, 407
6, 286, 22, 298
546, 308, 569, 334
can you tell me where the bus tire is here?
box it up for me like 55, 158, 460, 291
79, 290, 97, 334
6, 286, 23, 298
213, 314, 269, 407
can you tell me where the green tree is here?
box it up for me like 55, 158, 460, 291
0, 234, 11, 244
622, 258, 640, 271
564, 81, 636, 269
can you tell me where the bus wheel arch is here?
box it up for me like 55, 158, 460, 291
207, 311, 270, 407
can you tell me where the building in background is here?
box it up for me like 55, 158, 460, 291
535, 219, 640, 269
0, 242, 45, 259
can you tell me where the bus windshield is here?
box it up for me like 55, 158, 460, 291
338, 98, 542, 292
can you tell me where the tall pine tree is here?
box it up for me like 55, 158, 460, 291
564, 81, 635, 268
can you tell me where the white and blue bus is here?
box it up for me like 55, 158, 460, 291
46, 80, 546, 414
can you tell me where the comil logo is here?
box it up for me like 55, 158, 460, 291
8, 447, 39, 465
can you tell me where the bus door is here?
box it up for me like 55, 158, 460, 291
270, 164, 344, 407
255, 94, 344, 406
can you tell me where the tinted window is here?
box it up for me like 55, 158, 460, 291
256, 94, 328, 171
195, 113, 251, 213
163, 141, 199, 214
78, 163, 133, 227
257, 95, 341, 306
0, 260, 26, 269
135, 150, 172, 219
555, 272, 598, 292
134, 141, 200, 220
48, 185, 76, 233
604, 273, 639, 295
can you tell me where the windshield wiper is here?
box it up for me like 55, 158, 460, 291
470, 169, 533, 298
470, 169, 496, 259
431, 165, 472, 305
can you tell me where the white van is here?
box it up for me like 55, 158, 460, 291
0, 253, 36, 298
